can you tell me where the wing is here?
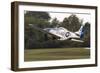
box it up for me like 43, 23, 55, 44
29, 24, 61, 39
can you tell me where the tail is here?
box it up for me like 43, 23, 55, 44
75, 24, 85, 39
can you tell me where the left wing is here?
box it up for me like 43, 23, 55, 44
29, 24, 61, 39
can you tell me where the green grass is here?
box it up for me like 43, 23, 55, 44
24, 48, 90, 61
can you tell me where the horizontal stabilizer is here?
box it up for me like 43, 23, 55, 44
71, 39, 83, 42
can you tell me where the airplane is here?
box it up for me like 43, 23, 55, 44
29, 23, 85, 42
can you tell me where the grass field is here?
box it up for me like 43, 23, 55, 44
24, 48, 90, 61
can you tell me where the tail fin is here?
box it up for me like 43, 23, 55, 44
80, 26, 84, 39
75, 24, 85, 38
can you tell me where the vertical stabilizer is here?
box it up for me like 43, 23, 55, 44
75, 24, 85, 38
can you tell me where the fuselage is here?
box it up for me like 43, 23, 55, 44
44, 27, 80, 40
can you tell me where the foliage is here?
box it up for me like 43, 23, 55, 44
61, 14, 82, 32
82, 22, 90, 47
25, 11, 51, 20
50, 18, 60, 27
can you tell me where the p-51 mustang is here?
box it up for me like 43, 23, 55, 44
29, 24, 85, 42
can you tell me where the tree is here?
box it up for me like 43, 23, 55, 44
61, 17, 69, 29
24, 11, 51, 49
24, 11, 51, 28
62, 14, 82, 32
25, 11, 51, 20
50, 18, 60, 28
82, 22, 90, 47
83, 22, 90, 35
